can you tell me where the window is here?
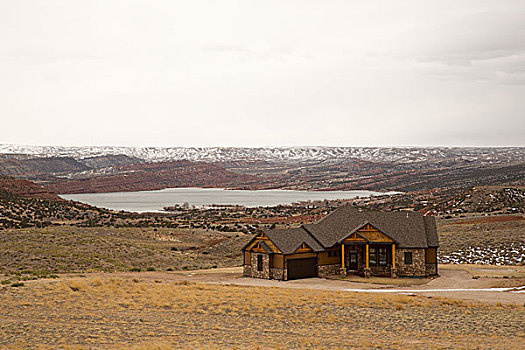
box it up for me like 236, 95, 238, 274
379, 247, 387, 266
404, 252, 413, 265
328, 251, 332, 257
369, 247, 377, 266
257, 254, 263, 271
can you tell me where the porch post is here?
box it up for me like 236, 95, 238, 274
391, 244, 398, 278
341, 244, 345, 269
392, 244, 396, 268
364, 243, 371, 278
365, 244, 369, 269
339, 244, 346, 277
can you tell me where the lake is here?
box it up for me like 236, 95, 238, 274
60, 187, 396, 213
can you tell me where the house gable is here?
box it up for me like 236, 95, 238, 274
243, 232, 282, 254
342, 232, 368, 243
339, 222, 395, 244
294, 242, 313, 253
358, 223, 395, 243
250, 241, 274, 253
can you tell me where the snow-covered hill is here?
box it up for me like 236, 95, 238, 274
1, 144, 524, 164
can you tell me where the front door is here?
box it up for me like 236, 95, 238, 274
348, 252, 358, 270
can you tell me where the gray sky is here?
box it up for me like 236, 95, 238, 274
1, 1, 524, 147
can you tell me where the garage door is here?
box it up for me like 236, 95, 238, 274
287, 258, 317, 280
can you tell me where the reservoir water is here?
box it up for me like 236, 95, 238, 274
60, 187, 396, 213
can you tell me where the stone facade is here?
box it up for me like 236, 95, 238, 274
270, 267, 284, 280
425, 263, 438, 276
370, 265, 391, 276
395, 248, 426, 277
244, 247, 434, 280
318, 263, 340, 277
248, 253, 270, 279
243, 265, 252, 277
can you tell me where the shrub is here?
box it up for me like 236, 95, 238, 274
130, 268, 142, 272
146, 267, 155, 271
11, 282, 24, 288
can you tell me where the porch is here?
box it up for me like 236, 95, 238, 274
340, 242, 397, 278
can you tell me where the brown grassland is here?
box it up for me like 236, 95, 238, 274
0, 226, 248, 276
0, 276, 524, 349
1, 198, 524, 349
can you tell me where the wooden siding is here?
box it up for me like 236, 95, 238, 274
244, 251, 251, 265
358, 224, 394, 242
425, 247, 437, 264
286, 252, 317, 260
318, 248, 340, 265
271, 254, 284, 268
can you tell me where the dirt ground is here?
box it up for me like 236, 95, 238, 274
1, 268, 524, 350
68, 264, 524, 306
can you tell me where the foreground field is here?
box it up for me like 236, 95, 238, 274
0, 276, 524, 349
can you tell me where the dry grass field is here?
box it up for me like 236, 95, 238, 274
0, 276, 524, 349
1, 212, 524, 349
0, 226, 249, 277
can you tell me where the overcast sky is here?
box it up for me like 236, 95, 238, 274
1, 1, 524, 147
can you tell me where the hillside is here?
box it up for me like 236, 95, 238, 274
1, 145, 524, 194
349, 186, 525, 215
46, 160, 262, 194
0, 175, 62, 201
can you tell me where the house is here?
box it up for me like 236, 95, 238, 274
242, 205, 439, 280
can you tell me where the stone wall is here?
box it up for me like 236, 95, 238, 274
243, 265, 252, 277
318, 263, 340, 277
249, 253, 270, 279
395, 248, 426, 277
270, 267, 284, 280
370, 265, 391, 276
426, 263, 438, 276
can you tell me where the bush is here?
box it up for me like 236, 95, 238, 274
130, 268, 142, 272
146, 267, 155, 271
11, 282, 24, 288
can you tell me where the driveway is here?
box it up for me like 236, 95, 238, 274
80, 265, 525, 305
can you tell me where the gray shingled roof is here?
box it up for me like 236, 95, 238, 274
303, 205, 438, 249
423, 216, 439, 247
243, 205, 439, 254
263, 227, 324, 254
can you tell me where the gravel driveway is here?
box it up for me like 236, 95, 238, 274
79, 265, 525, 305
